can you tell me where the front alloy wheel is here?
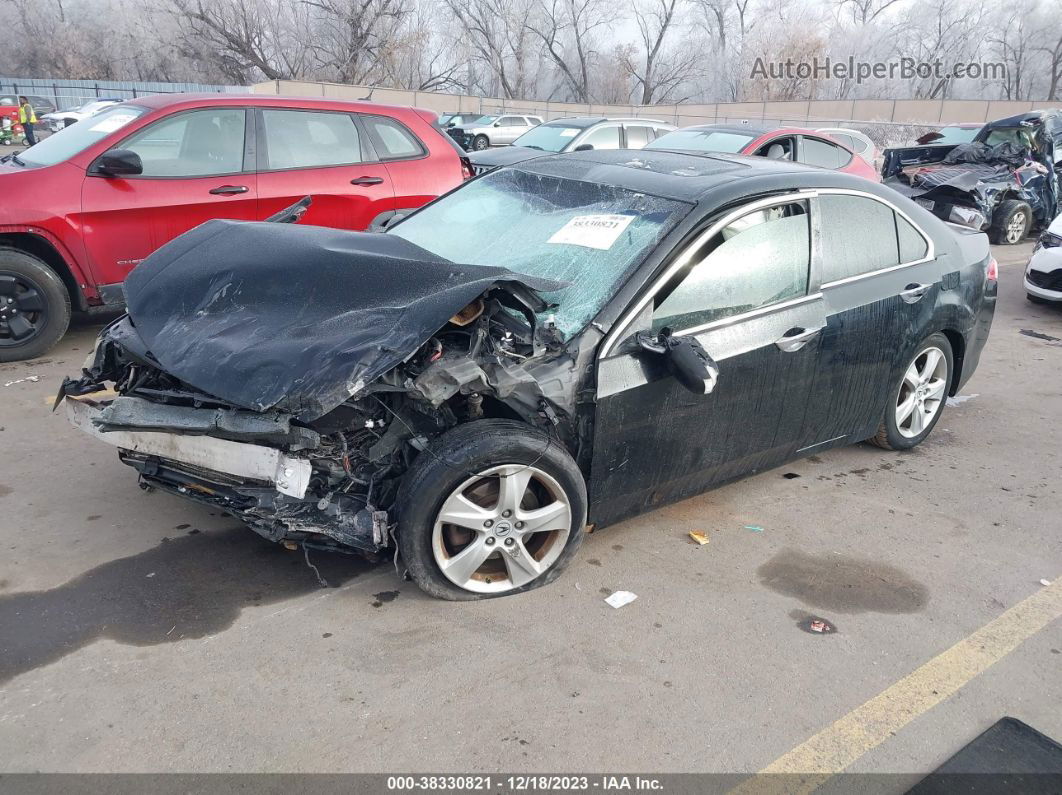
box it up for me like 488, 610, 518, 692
433, 464, 572, 594
868, 333, 953, 450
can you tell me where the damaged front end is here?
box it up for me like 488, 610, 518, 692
61, 219, 588, 556
883, 112, 1061, 238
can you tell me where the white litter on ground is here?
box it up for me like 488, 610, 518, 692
605, 590, 638, 609
946, 394, 979, 407
3, 375, 40, 387
1041, 579, 1052, 587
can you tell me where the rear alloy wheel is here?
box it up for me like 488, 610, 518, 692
397, 419, 587, 600
990, 200, 1032, 245
0, 249, 71, 362
869, 333, 953, 450
472, 134, 489, 151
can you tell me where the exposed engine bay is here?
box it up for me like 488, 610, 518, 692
59, 217, 597, 557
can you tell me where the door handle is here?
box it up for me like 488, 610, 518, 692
350, 176, 384, 186
900, 283, 932, 303
775, 326, 822, 352
209, 185, 248, 195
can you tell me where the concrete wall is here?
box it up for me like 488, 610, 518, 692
252, 80, 1062, 125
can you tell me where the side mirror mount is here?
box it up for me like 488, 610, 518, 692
493, 121, 502, 127
636, 328, 719, 395
574, 143, 594, 151
92, 148, 143, 177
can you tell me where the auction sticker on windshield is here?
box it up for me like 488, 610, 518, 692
548, 214, 635, 250
89, 113, 139, 133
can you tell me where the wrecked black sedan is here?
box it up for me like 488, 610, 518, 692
62, 150, 996, 600
883, 110, 1062, 244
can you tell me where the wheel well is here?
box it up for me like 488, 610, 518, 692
0, 233, 84, 311
940, 328, 966, 395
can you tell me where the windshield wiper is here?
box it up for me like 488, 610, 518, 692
524, 145, 544, 150
10, 153, 27, 166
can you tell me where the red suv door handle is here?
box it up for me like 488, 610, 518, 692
209, 185, 249, 195
350, 176, 385, 186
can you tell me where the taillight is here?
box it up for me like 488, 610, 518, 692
460, 157, 473, 180
986, 256, 998, 281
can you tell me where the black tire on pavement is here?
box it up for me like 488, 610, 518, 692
989, 199, 1032, 245
868, 332, 953, 451
0, 248, 71, 362
472, 134, 489, 151
395, 419, 588, 601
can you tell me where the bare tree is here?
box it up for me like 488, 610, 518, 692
621, 0, 701, 103
526, 0, 611, 102
444, 0, 538, 98
835, 0, 907, 24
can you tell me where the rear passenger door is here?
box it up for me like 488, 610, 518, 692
798, 190, 941, 451
622, 124, 655, 149
590, 197, 826, 526
254, 108, 394, 231
494, 115, 529, 144
797, 136, 852, 171
360, 114, 441, 226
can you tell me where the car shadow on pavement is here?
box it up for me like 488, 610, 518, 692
0, 528, 378, 684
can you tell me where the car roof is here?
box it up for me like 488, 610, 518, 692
120, 92, 429, 117
540, 116, 669, 128
512, 148, 889, 205
674, 123, 774, 136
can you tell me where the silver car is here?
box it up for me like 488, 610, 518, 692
448, 114, 544, 150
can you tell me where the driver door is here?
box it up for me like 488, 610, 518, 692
589, 197, 826, 528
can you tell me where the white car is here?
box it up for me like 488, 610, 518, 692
816, 127, 879, 168
40, 99, 124, 133
1024, 214, 1062, 304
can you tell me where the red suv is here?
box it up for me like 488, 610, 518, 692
0, 93, 469, 361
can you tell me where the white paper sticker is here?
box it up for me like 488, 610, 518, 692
547, 214, 635, 250
89, 113, 138, 133
605, 590, 638, 609
558, 128, 579, 138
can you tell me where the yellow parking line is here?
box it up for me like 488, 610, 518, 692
732, 576, 1062, 795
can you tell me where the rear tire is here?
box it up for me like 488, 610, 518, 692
396, 419, 587, 601
868, 333, 953, 451
989, 200, 1032, 245
0, 248, 71, 362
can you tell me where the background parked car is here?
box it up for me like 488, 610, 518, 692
816, 126, 879, 168
439, 113, 493, 128
40, 98, 124, 132
447, 114, 544, 150
467, 116, 675, 174
0, 93, 468, 362
1025, 213, 1062, 304
645, 124, 880, 181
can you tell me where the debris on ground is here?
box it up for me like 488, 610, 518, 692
946, 394, 979, 407
1041, 579, 1052, 587
1020, 329, 1061, 343
604, 590, 638, 608
3, 375, 40, 387
798, 616, 837, 634
744, 525, 764, 533
688, 531, 709, 545
783, 472, 801, 479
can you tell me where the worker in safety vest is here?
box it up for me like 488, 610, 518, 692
18, 96, 37, 146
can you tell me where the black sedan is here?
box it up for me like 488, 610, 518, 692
62, 150, 997, 600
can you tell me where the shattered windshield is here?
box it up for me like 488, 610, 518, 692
388, 168, 691, 337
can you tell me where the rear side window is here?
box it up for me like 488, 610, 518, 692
624, 125, 652, 148
653, 201, 810, 331
819, 194, 926, 283
122, 108, 245, 177
261, 110, 364, 169
364, 116, 425, 159
578, 125, 621, 150
801, 137, 849, 168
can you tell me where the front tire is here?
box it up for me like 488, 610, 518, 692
0, 248, 71, 362
396, 419, 587, 601
472, 134, 490, 151
989, 200, 1032, 245
868, 333, 953, 450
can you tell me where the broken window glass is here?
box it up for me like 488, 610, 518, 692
387, 169, 691, 337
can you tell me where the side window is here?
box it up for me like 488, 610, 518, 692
261, 110, 363, 170
818, 194, 901, 282
121, 108, 245, 177
897, 213, 929, 262
652, 201, 811, 331
830, 133, 855, 150
526, 116, 543, 125
577, 125, 621, 150
624, 125, 652, 148
498, 116, 522, 126
364, 116, 425, 159
800, 137, 849, 169
756, 136, 794, 160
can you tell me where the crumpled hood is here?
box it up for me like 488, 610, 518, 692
122, 219, 564, 421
